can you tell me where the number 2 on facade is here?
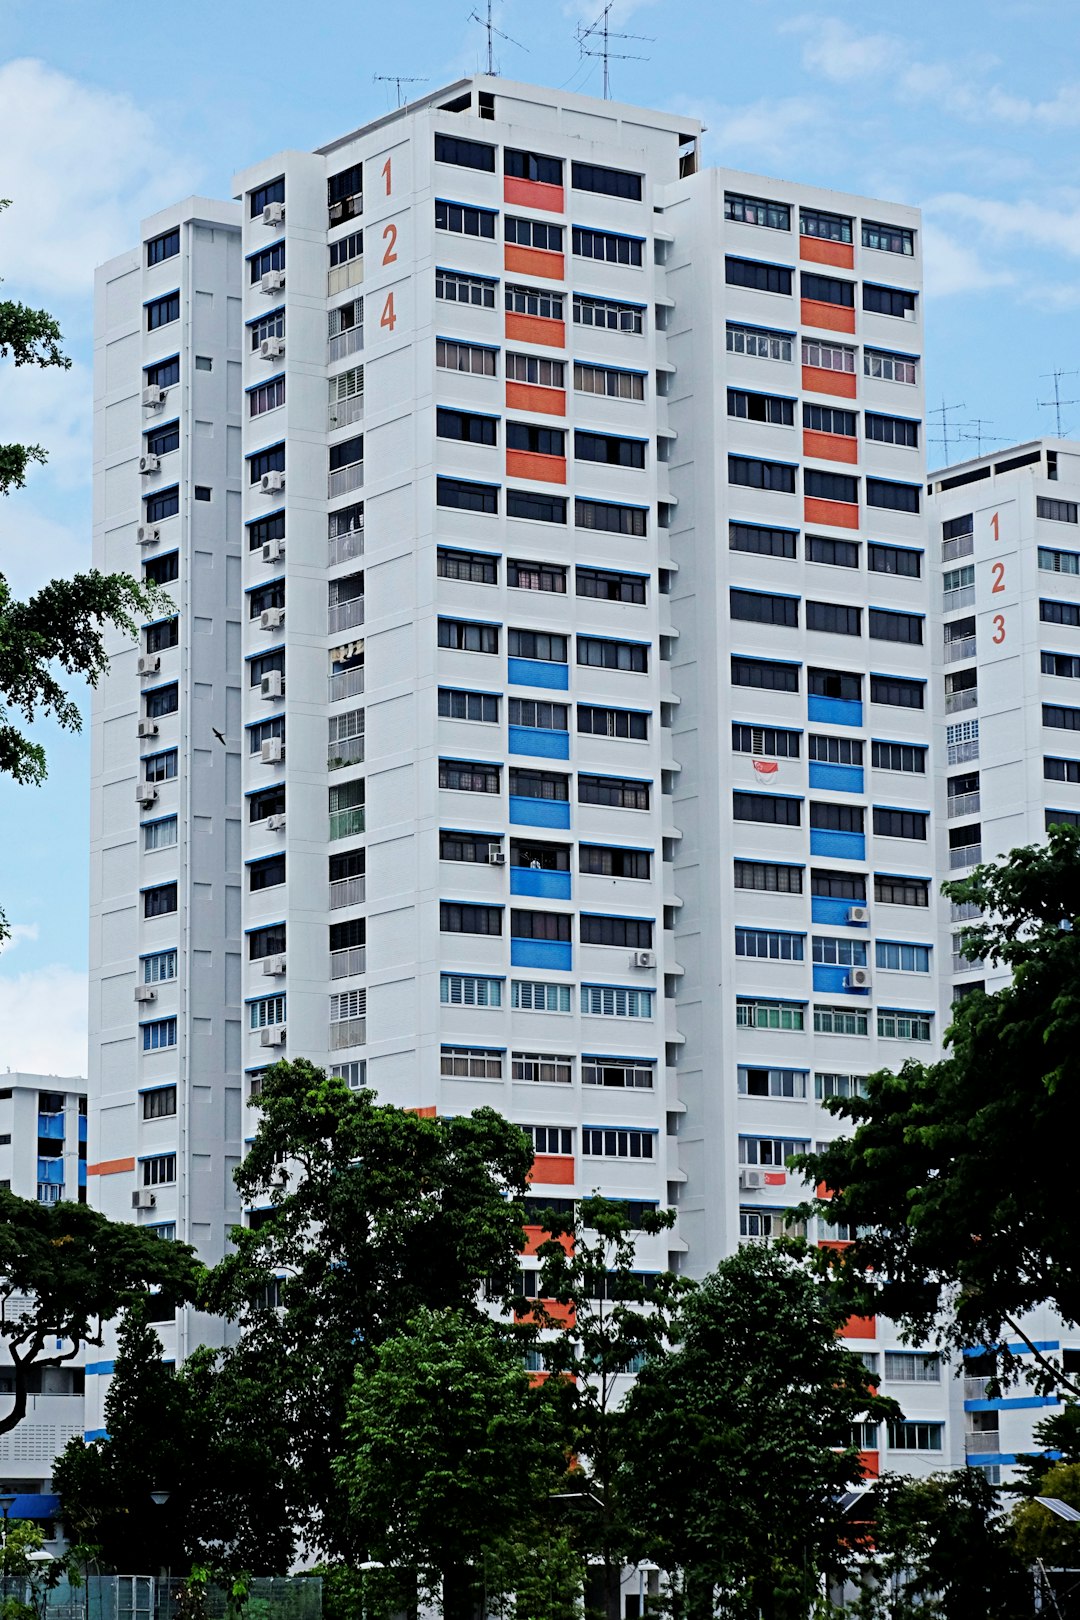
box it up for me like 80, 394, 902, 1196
382, 222, 398, 265
991, 560, 1006, 594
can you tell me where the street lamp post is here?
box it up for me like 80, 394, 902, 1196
0, 1493, 17, 1607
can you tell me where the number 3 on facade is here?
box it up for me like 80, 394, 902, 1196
992, 613, 1006, 645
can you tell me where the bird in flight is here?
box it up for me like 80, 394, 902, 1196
212, 727, 226, 747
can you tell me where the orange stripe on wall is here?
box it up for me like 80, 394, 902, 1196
504, 177, 564, 214
86, 1157, 135, 1176
803, 364, 857, 399
803, 429, 858, 464
407, 1106, 437, 1118
841, 1314, 877, 1339
800, 236, 855, 270
505, 312, 565, 348
504, 244, 564, 281
858, 1449, 880, 1479
801, 299, 856, 335
505, 382, 565, 417
527, 1154, 575, 1186
805, 496, 859, 530
506, 449, 566, 484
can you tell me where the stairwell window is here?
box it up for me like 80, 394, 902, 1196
146, 292, 180, 330
141, 1017, 177, 1052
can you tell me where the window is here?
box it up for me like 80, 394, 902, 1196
571, 160, 643, 199
145, 487, 180, 524
873, 808, 928, 841
141, 1017, 177, 1052
575, 499, 647, 537
579, 845, 651, 879
436, 268, 497, 307
436, 339, 497, 376
576, 566, 646, 604
874, 875, 929, 907
872, 741, 926, 774
509, 767, 568, 802
878, 1010, 932, 1040
508, 629, 567, 664
572, 226, 643, 266
734, 860, 803, 894
864, 348, 917, 384
1038, 497, 1079, 525
146, 292, 179, 330
441, 903, 503, 936
144, 750, 178, 784
512, 980, 572, 1013
871, 676, 924, 710
580, 915, 653, 949
506, 217, 563, 253
864, 283, 917, 319
735, 928, 804, 961
577, 706, 648, 741
513, 909, 573, 942
440, 830, 496, 864
577, 775, 650, 810
434, 132, 496, 171
865, 413, 919, 448
1045, 756, 1080, 783
807, 601, 861, 635
440, 1047, 503, 1079
809, 668, 861, 701
248, 511, 286, 553
145, 618, 179, 653
143, 1086, 177, 1120
194, 485, 211, 501
582, 1058, 654, 1090
143, 817, 178, 852
248, 444, 285, 483
435, 199, 497, 238
813, 1005, 868, 1036
733, 791, 801, 826
248, 923, 287, 963
738, 1066, 806, 1099
580, 985, 654, 1018
142, 950, 177, 985
507, 490, 567, 524
725, 191, 790, 230
145, 356, 180, 390
329, 229, 363, 269
812, 936, 867, 967
728, 389, 796, 429
249, 244, 285, 284
145, 684, 179, 719
505, 148, 563, 184
142, 1154, 177, 1187
250, 177, 284, 217
249, 854, 286, 892
508, 353, 565, 387
863, 220, 914, 255
1042, 599, 1080, 628
800, 207, 851, 243
803, 403, 856, 437
884, 1351, 940, 1382
816, 1072, 868, 1100
437, 477, 498, 515
146, 228, 180, 266
739, 1135, 809, 1166
440, 974, 502, 1008
1045, 703, 1080, 731
869, 609, 923, 644
436, 409, 498, 447
511, 838, 571, 870
145, 420, 179, 459
573, 294, 643, 334
725, 257, 793, 295
514, 1054, 574, 1086
439, 759, 500, 794
1040, 548, 1080, 575
438, 547, 498, 584
729, 457, 797, 494
875, 942, 931, 973
802, 338, 855, 373
740, 1209, 805, 1240
725, 321, 795, 363
867, 478, 920, 514
575, 431, 647, 470
736, 998, 805, 1031
508, 559, 566, 593
807, 535, 859, 569
805, 469, 857, 505
869, 543, 921, 577
582, 1128, 655, 1159
439, 688, 499, 723
577, 636, 648, 672
729, 522, 797, 560
812, 867, 866, 901
248, 580, 284, 618
507, 422, 565, 459
439, 616, 501, 652
808, 735, 861, 766
811, 802, 864, 833
249, 377, 285, 417
1047, 808, 1080, 830
730, 589, 799, 628
801, 272, 854, 308
573, 361, 644, 400
731, 656, 800, 693
328, 162, 362, 211
143, 883, 177, 919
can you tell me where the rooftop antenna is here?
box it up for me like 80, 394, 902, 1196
468, 1, 529, 75
960, 418, 1008, 457
575, 2, 653, 100
1038, 369, 1080, 438
927, 397, 966, 462
373, 73, 427, 108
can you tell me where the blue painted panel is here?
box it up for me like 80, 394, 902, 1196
78, 1161, 87, 1186
511, 867, 572, 901
509, 795, 571, 829
78, 1114, 88, 1142
37, 1114, 64, 1139
811, 896, 866, 926
83, 1429, 109, 1442
813, 964, 864, 995
966, 1453, 1017, 1468
37, 1159, 64, 1183
808, 762, 864, 794
8, 1494, 60, 1520
508, 724, 570, 759
809, 829, 865, 860
964, 1395, 1059, 1413
86, 1360, 115, 1376
511, 938, 573, 971
808, 695, 863, 727
508, 656, 569, 690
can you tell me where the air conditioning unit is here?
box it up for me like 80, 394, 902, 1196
847, 905, 870, 925
631, 950, 656, 969
135, 784, 158, 806
260, 270, 285, 293
136, 524, 161, 546
261, 737, 285, 763
261, 1024, 286, 1047
131, 1189, 157, 1210
739, 1169, 765, 1192
846, 967, 872, 990
488, 844, 506, 865
262, 955, 286, 976
260, 470, 285, 493
137, 720, 159, 739
137, 655, 161, 677
262, 536, 285, 562
260, 336, 286, 359
266, 813, 286, 831
134, 984, 157, 1003
329, 200, 345, 223
139, 453, 161, 475
261, 672, 284, 699
260, 607, 284, 629
142, 385, 166, 409
262, 201, 285, 225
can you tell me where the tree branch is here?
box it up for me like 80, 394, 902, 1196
1001, 1314, 1080, 1400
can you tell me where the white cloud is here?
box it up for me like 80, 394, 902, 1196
0, 502, 89, 601
0, 963, 88, 1078
697, 96, 826, 169
784, 16, 895, 83
0, 57, 198, 300
0, 356, 93, 494
925, 192, 1080, 259
920, 221, 1015, 299
0, 924, 39, 953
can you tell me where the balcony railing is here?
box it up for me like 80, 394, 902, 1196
948, 791, 981, 818
329, 326, 364, 363
330, 1017, 366, 1051
945, 636, 977, 663
965, 1430, 1000, 1454
952, 951, 986, 973
947, 739, 979, 765
330, 875, 365, 909
943, 585, 976, 612
331, 945, 367, 979
946, 688, 978, 714
329, 667, 365, 703
328, 597, 365, 635
329, 807, 365, 842
328, 736, 365, 770
942, 534, 975, 563
328, 258, 363, 298
964, 1376, 990, 1400
329, 528, 364, 568
951, 901, 983, 922
950, 843, 982, 870
329, 462, 364, 500
329, 394, 363, 431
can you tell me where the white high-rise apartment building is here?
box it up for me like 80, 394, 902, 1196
91, 78, 957, 1480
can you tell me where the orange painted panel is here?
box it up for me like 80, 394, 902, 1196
858, 1449, 880, 1480
805, 496, 859, 530
86, 1156, 135, 1176
804, 429, 858, 465
507, 449, 566, 485
506, 381, 565, 417
802, 365, 857, 399
505, 312, 566, 349
515, 1300, 577, 1329
504, 244, 564, 281
800, 236, 854, 270
408, 1105, 437, 1118
801, 298, 856, 335
504, 177, 564, 214
816, 1181, 833, 1200
817, 1239, 852, 1253
841, 1314, 877, 1340
521, 1224, 574, 1257
527, 1153, 575, 1186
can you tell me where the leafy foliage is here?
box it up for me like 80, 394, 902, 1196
0, 1517, 85, 1620
1010, 1460, 1080, 1569
1012, 1400, 1080, 1496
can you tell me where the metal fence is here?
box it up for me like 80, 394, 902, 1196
41, 1576, 322, 1620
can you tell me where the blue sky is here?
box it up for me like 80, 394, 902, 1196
2, 0, 1079, 1070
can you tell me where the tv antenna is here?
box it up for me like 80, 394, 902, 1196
927, 398, 966, 462
575, 2, 653, 100
469, 1, 529, 75
373, 73, 427, 108
1038, 369, 1080, 438
960, 418, 1006, 457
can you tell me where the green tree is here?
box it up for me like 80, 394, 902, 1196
334, 1307, 576, 1620
1011, 1460, 1080, 1575
1012, 1401, 1080, 1497
799, 825, 1080, 1393
0, 1189, 199, 1435
616, 1243, 892, 1620
0, 1517, 85, 1620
